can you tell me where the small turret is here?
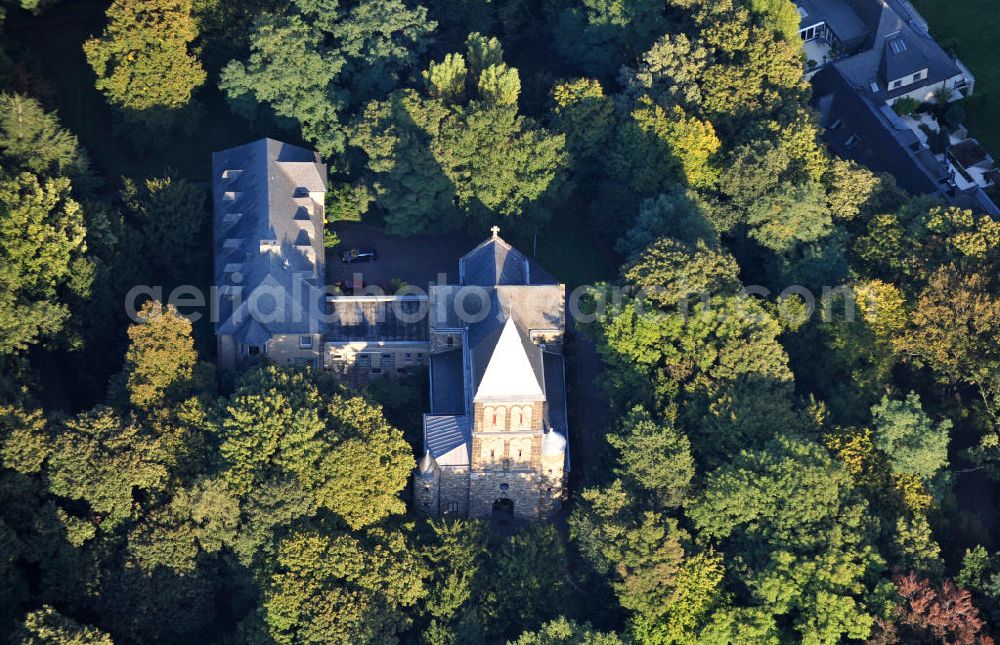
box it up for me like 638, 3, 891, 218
414, 449, 440, 515
542, 429, 567, 456
540, 429, 567, 518
418, 449, 437, 475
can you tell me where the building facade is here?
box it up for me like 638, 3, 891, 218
212, 142, 571, 522
414, 230, 569, 522
211, 139, 329, 370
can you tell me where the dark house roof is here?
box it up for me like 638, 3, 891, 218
797, 0, 869, 46
212, 139, 328, 345
811, 66, 950, 196
832, 0, 961, 101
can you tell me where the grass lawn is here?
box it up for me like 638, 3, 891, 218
911, 0, 1000, 157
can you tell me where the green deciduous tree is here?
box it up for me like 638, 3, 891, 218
689, 436, 884, 643
511, 616, 623, 644
83, 0, 206, 111
0, 93, 91, 184
550, 78, 614, 173
121, 174, 207, 283
16, 606, 113, 645
608, 406, 694, 507
259, 527, 426, 644
219, 366, 412, 529
351, 86, 567, 235
616, 188, 719, 261
423, 53, 468, 104
746, 182, 833, 252
47, 407, 171, 531
0, 173, 90, 354
220, 0, 434, 157
477, 63, 521, 106
870, 392, 951, 481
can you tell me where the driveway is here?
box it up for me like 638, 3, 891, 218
329, 222, 477, 292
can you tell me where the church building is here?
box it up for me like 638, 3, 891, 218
414, 229, 569, 522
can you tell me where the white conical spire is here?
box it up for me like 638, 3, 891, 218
474, 318, 544, 402
418, 450, 437, 475
542, 429, 567, 455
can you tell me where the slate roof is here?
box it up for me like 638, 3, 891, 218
430, 350, 466, 414
424, 414, 471, 467
797, 0, 868, 45
458, 235, 559, 286
832, 0, 961, 101
212, 139, 328, 345
542, 352, 568, 436
811, 66, 950, 196
325, 297, 429, 342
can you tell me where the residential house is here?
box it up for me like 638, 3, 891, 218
796, 0, 999, 214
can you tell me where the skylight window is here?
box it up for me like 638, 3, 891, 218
890, 38, 907, 54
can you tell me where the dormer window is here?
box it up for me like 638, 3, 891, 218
221, 169, 243, 180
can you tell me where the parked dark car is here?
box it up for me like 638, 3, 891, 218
341, 247, 378, 264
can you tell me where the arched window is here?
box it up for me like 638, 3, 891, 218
510, 405, 532, 430
509, 438, 532, 467
483, 406, 506, 431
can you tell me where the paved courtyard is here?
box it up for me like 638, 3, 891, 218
328, 222, 478, 293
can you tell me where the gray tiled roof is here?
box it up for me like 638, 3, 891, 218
543, 352, 568, 434
460, 236, 529, 286
212, 139, 327, 345
325, 297, 429, 342
833, 0, 961, 100
811, 66, 949, 196
797, 0, 868, 45
424, 414, 470, 466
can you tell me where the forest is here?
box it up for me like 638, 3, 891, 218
0, 0, 999, 643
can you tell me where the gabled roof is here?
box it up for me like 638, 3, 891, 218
212, 138, 328, 344
459, 232, 530, 286
474, 318, 545, 403
879, 32, 930, 83
833, 0, 961, 100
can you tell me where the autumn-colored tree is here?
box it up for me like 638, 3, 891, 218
123, 301, 198, 411
892, 573, 994, 645
83, 0, 206, 111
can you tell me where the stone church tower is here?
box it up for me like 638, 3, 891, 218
414, 230, 568, 522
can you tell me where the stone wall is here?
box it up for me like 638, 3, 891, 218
268, 333, 323, 368
325, 341, 430, 376
468, 469, 542, 521
439, 467, 470, 515
414, 468, 439, 515
430, 331, 464, 354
